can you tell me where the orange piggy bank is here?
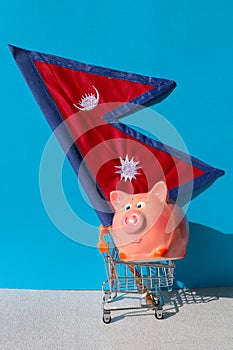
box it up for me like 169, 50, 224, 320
110, 181, 189, 262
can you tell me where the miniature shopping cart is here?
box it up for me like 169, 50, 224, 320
98, 225, 175, 323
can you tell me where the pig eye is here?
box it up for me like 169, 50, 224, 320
124, 204, 132, 211
136, 201, 145, 209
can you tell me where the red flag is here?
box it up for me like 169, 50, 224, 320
10, 45, 224, 226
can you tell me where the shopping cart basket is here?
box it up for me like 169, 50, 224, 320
98, 225, 175, 323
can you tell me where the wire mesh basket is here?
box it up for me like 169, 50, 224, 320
98, 225, 175, 323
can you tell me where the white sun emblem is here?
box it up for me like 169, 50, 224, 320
73, 86, 100, 111
115, 155, 141, 182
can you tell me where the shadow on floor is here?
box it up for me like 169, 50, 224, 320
162, 286, 233, 319
107, 286, 233, 323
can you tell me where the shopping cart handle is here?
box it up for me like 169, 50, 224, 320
98, 225, 111, 253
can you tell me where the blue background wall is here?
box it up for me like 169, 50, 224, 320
0, 0, 232, 289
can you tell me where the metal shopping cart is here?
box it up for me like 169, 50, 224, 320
98, 225, 175, 323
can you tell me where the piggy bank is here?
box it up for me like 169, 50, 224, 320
110, 181, 189, 262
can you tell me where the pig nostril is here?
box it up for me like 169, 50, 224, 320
125, 214, 139, 225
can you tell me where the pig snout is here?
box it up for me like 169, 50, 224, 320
122, 210, 146, 234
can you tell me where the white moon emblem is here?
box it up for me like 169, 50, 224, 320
73, 86, 100, 111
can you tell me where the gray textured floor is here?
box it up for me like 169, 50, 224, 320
0, 287, 232, 350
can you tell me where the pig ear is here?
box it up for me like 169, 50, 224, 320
149, 181, 168, 203
110, 191, 131, 211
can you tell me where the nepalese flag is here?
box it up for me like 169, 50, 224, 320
9, 45, 224, 227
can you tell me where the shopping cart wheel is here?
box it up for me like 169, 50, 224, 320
155, 306, 163, 320
103, 311, 111, 324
